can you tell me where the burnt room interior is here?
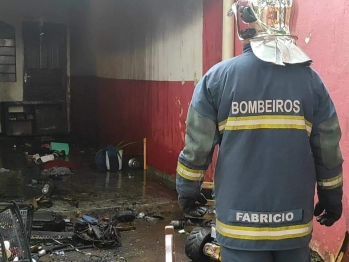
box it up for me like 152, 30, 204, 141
0, 0, 348, 262
0, 0, 222, 261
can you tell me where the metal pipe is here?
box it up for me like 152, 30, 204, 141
143, 138, 147, 170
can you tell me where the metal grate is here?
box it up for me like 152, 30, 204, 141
0, 21, 16, 82
0, 203, 32, 261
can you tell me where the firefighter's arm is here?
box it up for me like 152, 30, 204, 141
176, 73, 221, 216
310, 73, 344, 226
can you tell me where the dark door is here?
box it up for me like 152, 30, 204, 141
22, 21, 67, 101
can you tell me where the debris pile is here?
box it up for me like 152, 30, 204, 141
28, 212, 124, 260
1, 138, 165, 262
74, 214, 122, 249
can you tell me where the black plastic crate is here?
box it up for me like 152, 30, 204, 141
17, 204, 34, 238
0, 203, 32, 261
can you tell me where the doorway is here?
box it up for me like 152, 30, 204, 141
22, 21, 67, 102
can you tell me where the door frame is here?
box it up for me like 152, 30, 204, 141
22, 21, 68, 102
21, 21, 69, 133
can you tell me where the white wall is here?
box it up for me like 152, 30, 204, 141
0, 0, 70, 101
70, 0, 203, 82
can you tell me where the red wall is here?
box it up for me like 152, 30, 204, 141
96, 79, 195, 174
71, 1, 223, 177
203, 0, 223, 74
296, 2, 349, 259
71, 78, 194, 174
203, 0, 223, 180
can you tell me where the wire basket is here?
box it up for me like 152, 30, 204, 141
0, 202, 32, 262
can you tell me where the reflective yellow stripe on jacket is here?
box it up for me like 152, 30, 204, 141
216, 219, 313, 241
176, 162, 205, 181
317, 173, 343, 190
219, 115, 312, 136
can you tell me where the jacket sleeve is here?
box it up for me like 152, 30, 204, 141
176, 72, 221, 198
310, 73, 344, 207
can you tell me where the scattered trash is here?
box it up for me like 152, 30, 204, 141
51, 250, 65, 256
112, 210, 137, 232
31, 231, 74, 240
145, 215, 164, 222
114, 210, 136, 223
0, 138, 176, 261
33, 153, 59, 164
58, 244, 93, 254
178, 229, 186, 234
41, 154, 56, 163
137, 212, 145, 219
41, 166, 73, 177
170, 220, 184, 229
74, 214, 122, 248
170, 218, 212, 229
38, 249, 47, 257
42, 183, 50, 194
128, 158, 141, 169
136, 212, 164, 222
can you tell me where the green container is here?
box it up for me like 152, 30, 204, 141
50, 142, 70, 155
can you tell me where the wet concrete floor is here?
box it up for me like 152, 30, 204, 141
0, 136, 192, 261
0, 136, 324, 262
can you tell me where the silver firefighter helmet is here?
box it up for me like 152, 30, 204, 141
227, 0, 312, 66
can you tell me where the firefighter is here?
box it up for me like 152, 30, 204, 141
176, 0, 344, 261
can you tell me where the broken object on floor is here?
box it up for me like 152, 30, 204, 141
32, 211, 66, 232
30, 239, 93, 258
114, 210, 136, 223
136, 212, 164, 222
30, 231, 74, 240
170, 218, 212, 229
128, 158, 141, 169
74, 214, 122, 248
33, 153, 59, 164
41, 166, 73, 177
113, 210, 137, 231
